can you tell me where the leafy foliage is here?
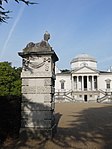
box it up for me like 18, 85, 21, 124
0, 62, 21, 143
0, 0, 38, 23
61, 69, 70, 73
0, 62, 21, 96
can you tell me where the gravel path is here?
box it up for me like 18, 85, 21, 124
53, 102, 112, 149
3, 102, 112, 149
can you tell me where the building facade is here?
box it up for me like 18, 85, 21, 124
55, 54, 112, 102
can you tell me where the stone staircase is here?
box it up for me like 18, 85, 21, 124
97, 95, 108, 103
97, 89, 112, 103
55, 89, 75, 102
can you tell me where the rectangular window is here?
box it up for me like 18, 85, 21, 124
79, 95, 82, 98
60, 79, 65, 90
61, 82, 64, 89
107, 83, 110, 89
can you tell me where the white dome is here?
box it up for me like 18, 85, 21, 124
71, 53, 96, 63
70, 53, 97, 70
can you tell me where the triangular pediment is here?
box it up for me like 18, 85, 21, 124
72, 66, 99, 74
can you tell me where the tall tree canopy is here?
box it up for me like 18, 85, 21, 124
0, 62, 21, 96
0, 0, 37, 23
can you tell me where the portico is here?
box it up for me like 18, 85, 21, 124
72, 75, 98, 91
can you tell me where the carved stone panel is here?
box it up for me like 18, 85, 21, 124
21, 71, 53, 78
26, 56, 51, 72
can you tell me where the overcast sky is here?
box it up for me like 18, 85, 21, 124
0, 0, 112, 70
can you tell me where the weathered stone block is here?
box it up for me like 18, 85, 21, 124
28, 79, 44, 86
22, 79, 29, 86
21, 119, 52, 128
21, 110, 53, 126
44, 78, 52, 86
22, 86, 36, 94
22, 86, 55, 94
22, 94, 52, 103
21, 102, 54, 111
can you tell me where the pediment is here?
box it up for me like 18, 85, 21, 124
72, 66, 99, 74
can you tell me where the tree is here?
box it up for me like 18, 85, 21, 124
0, 0, 37, 23
0, 62, 21, 96
61, 69, 70, 73
0, 62, 21, 142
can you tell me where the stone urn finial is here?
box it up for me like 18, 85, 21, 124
44, 31, 50, 42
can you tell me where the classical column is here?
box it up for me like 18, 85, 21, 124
82, 76, 84, 91
77, 76, 79, 90
88, 76, 90, 90
87, 76, 89, 91
90, 76, 92, 90
72, 76, 75, 91
76, 76, 77, 90
92, 76, 94, 90
74, 76, 75, 90
81, 76, 82, 91
96, 76, 98, 89
73, 76, 76, 90
71, 76, 74, 91
94, 76, 98, 90
78, 76, 80, 91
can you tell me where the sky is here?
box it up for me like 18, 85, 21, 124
0, 0, 112, 70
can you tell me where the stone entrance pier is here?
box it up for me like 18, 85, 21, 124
18, 32, 58, 138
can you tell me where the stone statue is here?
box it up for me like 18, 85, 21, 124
23, 32, 51, 52
44, 31, 50, 42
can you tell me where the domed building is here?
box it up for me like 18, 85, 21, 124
55, 54, 112, 102
70, 53, 97, 70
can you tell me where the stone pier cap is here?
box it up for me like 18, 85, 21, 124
18, 32, 59, 62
